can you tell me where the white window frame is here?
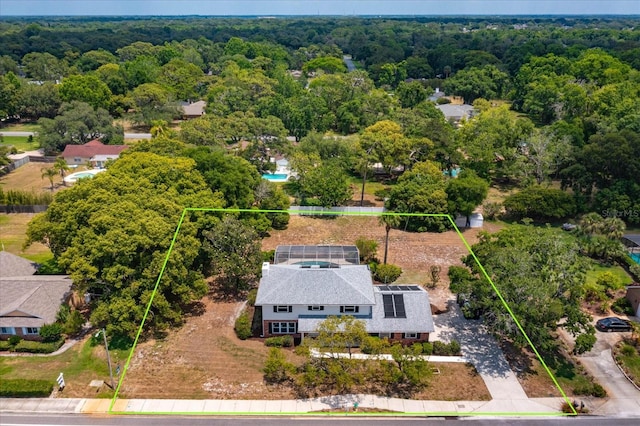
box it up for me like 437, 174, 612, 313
274, 305, 292, 313
271, 322, 296, 334
341, 305, 359, 313
308, 305, 324, 311
1, 327, 15, 335
404, 332, 418, 339
23, 327, 39, 335
378, 332, 392, 339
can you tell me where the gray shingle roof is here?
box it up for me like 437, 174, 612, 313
0, 251, 38, 277
255, 264, 376, 306
297, 287, 434, 334
436, 104, 475, 120
623, 234, 640, 247
0, 276, 73, 328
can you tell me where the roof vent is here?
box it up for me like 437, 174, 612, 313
262, 262, 270, 275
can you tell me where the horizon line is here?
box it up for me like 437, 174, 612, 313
2, 13, 640, 18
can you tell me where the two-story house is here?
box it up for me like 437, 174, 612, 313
255, 245, 435, 344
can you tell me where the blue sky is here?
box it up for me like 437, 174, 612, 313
0, 1, 638, 17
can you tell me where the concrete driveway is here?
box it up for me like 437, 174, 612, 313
576, 327, 640, 416
432, 298, 528, 400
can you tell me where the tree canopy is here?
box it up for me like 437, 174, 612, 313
26, 152, 225, 342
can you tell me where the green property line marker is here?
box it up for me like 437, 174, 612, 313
109, 208, 576, 416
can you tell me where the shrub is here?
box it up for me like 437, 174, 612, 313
0, 340, 11, 351
448, 340, 461, 356
427, 265, 441, 289
591, 383, 607, 398
611, 297, 634, 316
39, 323, 63, 343
630, 264, 640, 281
294, 345, 310, 357
482, 201, 502, 220
8, 335, 21, 346
234, 311, 252, 340
503, 186, 576, 220
431, 340, 461, 356
374, 264, 403, 283
246, 288, 258, 307
265, 335, 294, 347
355, 237, 378, 263
411, 342, 423, 354
261, 250, 275, 263
422, 342, 433, 355
361, 336, 390, 355
14, 339, 64, 354
63, 310, 85, 335
574, 332, 597, 355
263, 347, 294, 384
374, 187, 391, 201
596, 272, 623, 291
574, 382, 607, 398
0, 379, 54, 398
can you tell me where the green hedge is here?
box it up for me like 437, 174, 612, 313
234, 311, 252, 340
0, 340, 11, 351
265, 335, 294, 347
12, 338, 65, 354
0, 379, 54, 397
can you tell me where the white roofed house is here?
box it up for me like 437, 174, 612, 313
254, 245, 435, 344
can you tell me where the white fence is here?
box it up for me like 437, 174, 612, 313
289, 206, 385, 215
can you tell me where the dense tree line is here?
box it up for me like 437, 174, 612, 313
7, 15, 640, 344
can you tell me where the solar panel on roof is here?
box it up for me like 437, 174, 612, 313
383, 294, 406, 318
394, 294, 406, 318
408, 285, 421, 291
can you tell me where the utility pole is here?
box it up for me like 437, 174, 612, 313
96, 328, 115, 389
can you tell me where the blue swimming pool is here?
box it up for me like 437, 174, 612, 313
262, 173, 289, 181
631, 253, 640, 265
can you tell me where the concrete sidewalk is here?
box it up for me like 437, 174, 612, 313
0, 395, 566, 416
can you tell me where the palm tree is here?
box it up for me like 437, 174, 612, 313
150, 119, 171, 138
579, 212, 604, 236
379, 214, 401, 265
53, 158, 71, 186
601, 217, 626, 240
41, 167, 57, 191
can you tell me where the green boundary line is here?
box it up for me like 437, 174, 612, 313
108, 208, 577, 416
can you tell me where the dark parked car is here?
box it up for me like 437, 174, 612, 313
595, 317, 632, 332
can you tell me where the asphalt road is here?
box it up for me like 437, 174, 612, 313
2, 413, 640, 426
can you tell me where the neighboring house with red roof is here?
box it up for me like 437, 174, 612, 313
61, 140, 127, 168
0, 251, 73, 341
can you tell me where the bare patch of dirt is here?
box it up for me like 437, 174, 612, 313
122, 297, 304, 400
414, 362, 491, 401
0, 162, 67, 193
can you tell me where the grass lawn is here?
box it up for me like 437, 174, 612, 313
615, 342, 640, 387
0, 213, 53, 263
1, 122, 40, 132
585, 262, 634, 287
0, 338, 128, 398
348, 176, 390, 197
0, 136, 39, 152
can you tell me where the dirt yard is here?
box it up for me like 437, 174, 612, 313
262, 215, 502, 310
0, 162, 64, 193
122, 215, 495, 400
